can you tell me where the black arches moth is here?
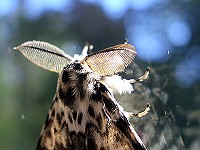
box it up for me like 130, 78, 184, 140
14, 41, 150, 150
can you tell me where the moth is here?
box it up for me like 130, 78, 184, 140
14, 41, 150, 150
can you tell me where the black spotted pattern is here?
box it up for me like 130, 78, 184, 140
55, 141, 65, 150
88, 105, 95, 119
51, 109, 55, 117
58, 87, 65, 100
87, 137, 97, 150
68, 131, 87, 150
61, 110, 64, 118
77, 73, 87, 83
56, 113, 62, 126
77, 112, 83, 125
77, 73, 88, 99
96, 114, 103, 130
85, 123, 98, 149
68, 114, 73, 124
54, 128, 58, 133
90, 91, 102, 103
91, 82, 110, 107
76, 132, 87, 149
100, 146, 106, 150
96, 82, 116, 113
62, 70, 70, 83
46, 129, 52, 138
61, 121, 67, 129
102, 95, 115, 113
59, 86, 76, 107
72, 111, 77, 121
114, 116, 131, 139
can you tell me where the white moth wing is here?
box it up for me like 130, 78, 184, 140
14, 41, 73, 73
84, 44, 137, 76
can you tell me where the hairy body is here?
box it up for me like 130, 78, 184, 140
37, 62, 146, 150
15, 41, 149, 150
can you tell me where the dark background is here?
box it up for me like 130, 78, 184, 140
0, 0, 199, 149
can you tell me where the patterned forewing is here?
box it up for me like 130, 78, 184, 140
37, 63, 146, 150
15, 41, 73, 73
84, 44, 136, 76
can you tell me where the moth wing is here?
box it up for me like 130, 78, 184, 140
84, 44, 137, 76
14, 41, 73, 73
100, 86, 147, 150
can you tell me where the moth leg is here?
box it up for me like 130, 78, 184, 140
127, 103, 151, 118
128, 67, 151, 83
